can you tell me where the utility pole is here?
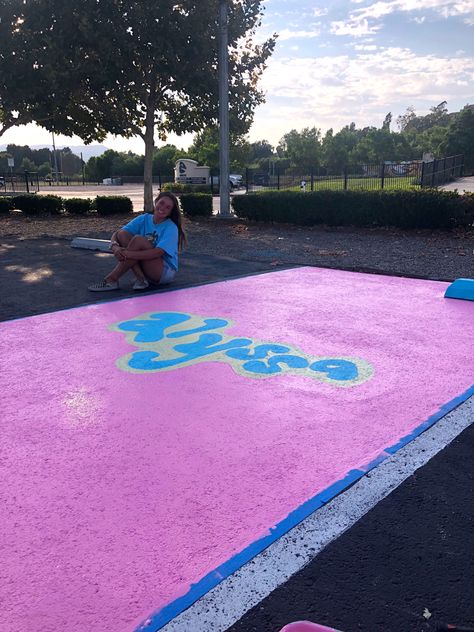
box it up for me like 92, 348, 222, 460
51, 130, 59, 183
218, 0, 230, 216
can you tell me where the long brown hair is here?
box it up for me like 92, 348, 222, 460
155, 191, 187, 250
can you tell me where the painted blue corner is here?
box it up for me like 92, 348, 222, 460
134, 382, 474, 632
444, 278, 474, 301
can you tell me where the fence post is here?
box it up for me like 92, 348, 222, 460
158, 173, 162, 189
277, 165, 280, 190
380, 163, 385, 190
420, 160, 425, 188
245, 167, 249, 193
25, 171, 30, 194
343, 166, 348, 190
431, 159, 437, 187
310, 168, 314, 192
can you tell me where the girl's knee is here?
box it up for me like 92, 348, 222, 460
117, 229, 133, 244
128, 235, 150, 249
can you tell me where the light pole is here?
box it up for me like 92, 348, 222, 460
218, 0, 230, 216
51, 130, 59, 183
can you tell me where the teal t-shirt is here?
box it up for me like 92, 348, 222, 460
121, 214, 179, 270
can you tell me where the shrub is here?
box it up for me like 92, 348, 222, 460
460, 192, 474, 227
180, 193, 213, 217
11, 194, 64, 215
162, 182, 211, 194
231, 189, 472, 230
64, 197, 92, 215
95, 195, 133, 215
0, 196, 13, 214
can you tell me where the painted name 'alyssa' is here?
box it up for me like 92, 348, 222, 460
111, 312, 374, 387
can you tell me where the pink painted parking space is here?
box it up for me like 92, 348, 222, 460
1, 267, 473, 632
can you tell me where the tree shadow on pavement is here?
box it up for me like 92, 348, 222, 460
0, 237, 281, 321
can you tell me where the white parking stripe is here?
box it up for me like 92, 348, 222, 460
161, 395, 473, 632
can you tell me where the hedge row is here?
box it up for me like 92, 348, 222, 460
180, 193, 213, 217
0, 197, 14, 214
162, 182, 211, 194
0, 194, 133, 216
231, 189, 474, 230
0, 192, 213, 217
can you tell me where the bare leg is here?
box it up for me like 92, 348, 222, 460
106, 235, 163, 284
113, 230, 145, 281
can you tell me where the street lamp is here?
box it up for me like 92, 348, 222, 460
218, 0, 230, 216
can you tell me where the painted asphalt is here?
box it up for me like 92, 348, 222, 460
1, 239, 473, 632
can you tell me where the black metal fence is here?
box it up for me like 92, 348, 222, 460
37, 174, 175, 187
0, 171, 40, 194
420, 154, 464, 187
245, 155, 464, 193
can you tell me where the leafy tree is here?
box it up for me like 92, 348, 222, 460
247, 140, 274, 162
349, 128, 396, 164
401, 101, 450, 134
20, 157, 36, 172
188, 126, 248, 172
37, 162, 52, 178
85, 150, 119, 182
440, 106, 474, 173
59, 149, 83, 177
382, 112, 392, 131
1, 0, 276, 210
153, 145, 188, 176
0, 1, 125, 140
396, 106, 417, 132
277, 127, 321, 172
188, 127, 221, 171
321, 126, 359, 171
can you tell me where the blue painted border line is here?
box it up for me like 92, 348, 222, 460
135, 382, 474, 632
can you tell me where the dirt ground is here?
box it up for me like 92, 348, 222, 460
1, 210, 473, 282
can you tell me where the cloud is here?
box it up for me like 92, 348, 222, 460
249, 47, 474, 144
277, 28, 321, 40
330, 18, 381, 36
332, 1, 474, 37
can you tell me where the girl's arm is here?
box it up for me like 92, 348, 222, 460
123, 246, 166, 261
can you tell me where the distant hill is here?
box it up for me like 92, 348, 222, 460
58, 145, 109, 160
0, 143, 109, 161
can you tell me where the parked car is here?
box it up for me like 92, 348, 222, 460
229, 174, 243, 188
209, 174, 243, 189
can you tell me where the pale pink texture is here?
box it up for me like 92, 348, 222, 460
1, 268, 473, 632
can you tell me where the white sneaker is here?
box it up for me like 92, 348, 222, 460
88, 279, 119, 292
132, 278, 150, 291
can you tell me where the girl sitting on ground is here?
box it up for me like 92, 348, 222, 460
88, 191, 187, 292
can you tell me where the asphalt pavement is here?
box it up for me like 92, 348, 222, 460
1, 236, 473, 632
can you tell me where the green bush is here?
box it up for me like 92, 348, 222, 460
12, 194, 64, 215
231, 189, 472, 230
162, 182, 211, 194
180, 193, 213, 217
94, 195, 133, 215
64, 197, 92, 215
0, 196, 13, 214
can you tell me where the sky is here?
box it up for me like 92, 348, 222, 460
1, 0, 474, 155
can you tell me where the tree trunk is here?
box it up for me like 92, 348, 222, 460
143, 94, 156, 212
